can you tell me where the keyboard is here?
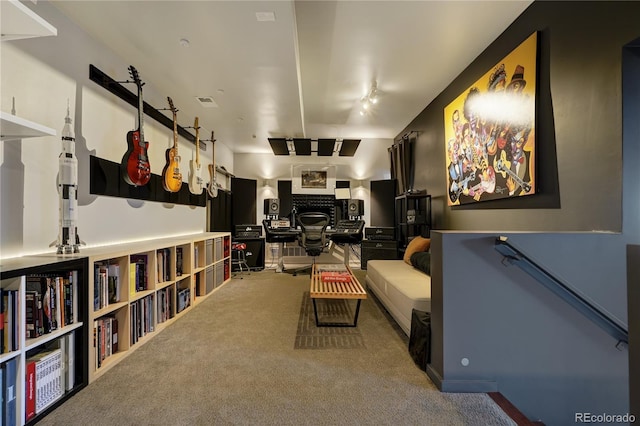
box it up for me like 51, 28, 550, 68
334, 220, 365, 234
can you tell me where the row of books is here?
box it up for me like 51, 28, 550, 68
93, 316, 118, 370
25, 333, 75, 422
157, 287, 173, 324
25, 273, 75, 339
130, 254, 149, 295
130, 295, 154, 346
1, 289, 19, 354
94, 262, 120, 311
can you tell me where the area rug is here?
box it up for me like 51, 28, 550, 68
294, 291, 365, 349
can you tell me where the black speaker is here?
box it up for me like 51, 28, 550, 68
264, 198, 280, 215
361, 240, 398, 270
234, 238, 265, 271
347, 199, 364, 216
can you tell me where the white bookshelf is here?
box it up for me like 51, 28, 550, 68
0, 111, 56, 141
1, 0, 57, 41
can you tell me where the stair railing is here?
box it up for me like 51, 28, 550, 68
494, 236, 628, 350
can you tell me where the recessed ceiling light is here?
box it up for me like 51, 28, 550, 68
256, 11, 276, 22
195, 96, 218, 108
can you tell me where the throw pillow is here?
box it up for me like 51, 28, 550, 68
410, 251, 431, 275
403, 236, 431, 265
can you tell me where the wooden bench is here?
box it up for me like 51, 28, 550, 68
310, 264, 367, 327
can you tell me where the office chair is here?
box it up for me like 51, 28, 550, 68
291, 212, 330, 276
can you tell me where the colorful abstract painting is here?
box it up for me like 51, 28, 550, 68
444, 32, 537, 205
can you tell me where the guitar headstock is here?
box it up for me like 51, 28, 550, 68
128, 65, 144, 88
167, 97, 176, 114
194, 117, 200, 139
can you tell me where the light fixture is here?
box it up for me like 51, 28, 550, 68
359, 81, 379, 116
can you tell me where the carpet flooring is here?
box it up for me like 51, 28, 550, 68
294, 291, 365, 349
40, 268, 516, 426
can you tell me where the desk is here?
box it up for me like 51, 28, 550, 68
310, 264, 367, 327
263, 223, 299, 272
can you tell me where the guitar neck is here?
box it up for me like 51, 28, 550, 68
172, 114, 178, 151
194, 117, 200, 165
138, 85, 144, 142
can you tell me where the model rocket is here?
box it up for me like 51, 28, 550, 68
51, 101, 84, 254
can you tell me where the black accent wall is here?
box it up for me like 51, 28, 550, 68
399, 1, 640, 232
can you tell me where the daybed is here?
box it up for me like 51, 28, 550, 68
365, 236, 432, 335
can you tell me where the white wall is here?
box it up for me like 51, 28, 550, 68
0, 2, 233, 259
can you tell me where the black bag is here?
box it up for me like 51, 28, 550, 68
408, 309, 431, 371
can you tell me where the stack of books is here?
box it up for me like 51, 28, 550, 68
316, 265, 351, 283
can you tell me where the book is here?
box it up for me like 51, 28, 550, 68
108, 263, 119, 304
65, 333, 75, 390
29, 349, 63, 414
320, 271, 352, 282
4, 357, 17, 426
176, 247, 183, 276
25, 358, 36, 421
129, 263, 136, 296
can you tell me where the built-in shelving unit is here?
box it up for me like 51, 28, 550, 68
0, 256, 88, 426
0, 111, 56, 141
0, 0, 57, 41
83, 232, 231, 383
1, 0, 58, 143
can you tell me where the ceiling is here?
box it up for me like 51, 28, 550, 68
51, 0, 532, 155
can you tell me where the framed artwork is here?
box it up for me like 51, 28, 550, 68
444, 32, 537, 205
301, 170, 327, 188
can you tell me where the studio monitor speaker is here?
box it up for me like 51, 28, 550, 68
264, 198, 280, 215
347, 199, 364, 216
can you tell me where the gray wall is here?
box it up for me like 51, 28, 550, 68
399, 1, 640, 232
431, 231, 630, 425
400, 1, 640, 424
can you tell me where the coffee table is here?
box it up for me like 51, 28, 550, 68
310, 264, 367, 327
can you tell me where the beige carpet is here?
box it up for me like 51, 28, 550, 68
40, 269, 516, 426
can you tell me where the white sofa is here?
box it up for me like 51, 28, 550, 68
365, 259, 431, 335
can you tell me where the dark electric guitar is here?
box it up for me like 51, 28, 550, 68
121, 66, 151, 186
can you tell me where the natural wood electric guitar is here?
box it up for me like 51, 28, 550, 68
188, 117, 204, 195
162, 97, 183, 192
120, 66, 151, 186
206, 131, 218, 198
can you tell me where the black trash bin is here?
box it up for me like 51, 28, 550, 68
408, 309, 431, 371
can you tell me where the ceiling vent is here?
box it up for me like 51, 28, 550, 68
195, 96, 218, 108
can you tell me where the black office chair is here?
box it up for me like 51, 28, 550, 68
291, 212, 330, 276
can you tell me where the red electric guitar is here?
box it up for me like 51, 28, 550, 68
121, 65, 151, 186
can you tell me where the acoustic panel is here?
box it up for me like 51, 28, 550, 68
317, 139, 336, 156
268, 138, 289, 155
339, 139, 360, 156
293, 138, 312, 155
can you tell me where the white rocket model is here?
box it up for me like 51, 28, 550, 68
51, 101, 84, 254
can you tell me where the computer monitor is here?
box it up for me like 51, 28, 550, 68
334, 187, 351, 200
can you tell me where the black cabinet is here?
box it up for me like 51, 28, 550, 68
361, 240, 399, 270
395, 193, 431, 248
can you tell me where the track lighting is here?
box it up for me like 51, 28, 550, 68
359, 81, 379, 116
